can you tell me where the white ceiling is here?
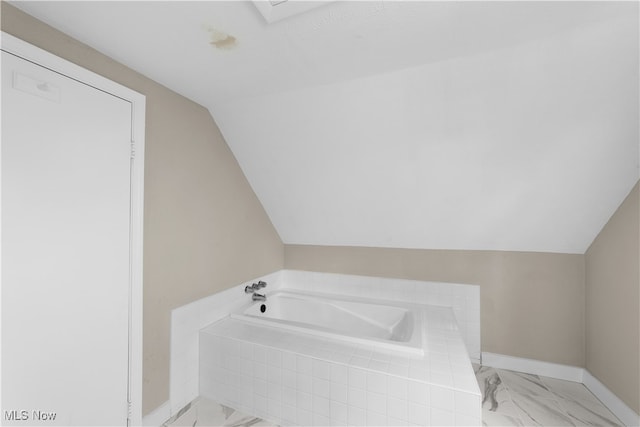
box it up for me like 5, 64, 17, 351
12, 1, 639, 253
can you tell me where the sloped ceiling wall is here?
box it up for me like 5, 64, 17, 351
12, 1, 640, 254
212, 4, 639, 253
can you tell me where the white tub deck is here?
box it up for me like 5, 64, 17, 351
200, 300, 481, 426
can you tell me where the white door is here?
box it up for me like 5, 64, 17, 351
2, 50, 132, 425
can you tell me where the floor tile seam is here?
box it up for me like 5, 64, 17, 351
550, 393, 624, 427
536, 375, 601, 408
531, 375, 617, 425
507, 395, 551, 427
556, 397, 601, 426
534, 385, 583, 423
490, 368, 528, 426
497, 367, 622, 425
481, 404, 527, 424
504, 386, 582, 427
559, 382, 626, 425
496, 368, 565, 402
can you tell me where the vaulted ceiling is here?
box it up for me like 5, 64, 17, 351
12, 1, 639, 253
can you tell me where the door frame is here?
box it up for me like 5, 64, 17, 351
1, 32, 145, 425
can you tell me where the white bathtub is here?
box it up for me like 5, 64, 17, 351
230, 290, 423, 356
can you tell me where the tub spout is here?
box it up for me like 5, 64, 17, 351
252, 293, 266, 302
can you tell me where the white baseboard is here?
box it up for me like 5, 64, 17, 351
583, 370, 640, 427
482, 352, 640, 427
482, 352, 584, 382
142, 400, 171, 426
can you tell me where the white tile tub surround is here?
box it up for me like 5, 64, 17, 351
169, 271, 284, 414
199, 305, 481, 426
169, 270, 479, 420
282, 270, 481, 363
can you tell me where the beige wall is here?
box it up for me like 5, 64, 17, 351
1, 3, 284, 415
285, 246, 586, 367
586, 181, 639, 414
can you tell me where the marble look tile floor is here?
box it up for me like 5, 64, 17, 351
475, 365, 623, 427
164, 398, 276, 427
166, 366, 623, 426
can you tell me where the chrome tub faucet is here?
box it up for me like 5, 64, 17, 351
244, 280, 267, 301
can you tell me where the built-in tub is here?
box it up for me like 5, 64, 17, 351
230, 290, 423, 356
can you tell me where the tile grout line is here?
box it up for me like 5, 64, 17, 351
492, 368, 527, 427
494, 367, 589, 427
538, 375, 592, 426
537, 375, 624, 427
533, 374, 580, 425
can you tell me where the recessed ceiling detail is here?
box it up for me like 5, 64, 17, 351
253, 0, 333, 24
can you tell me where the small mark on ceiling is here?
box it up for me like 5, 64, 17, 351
204, 25, 237, 50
